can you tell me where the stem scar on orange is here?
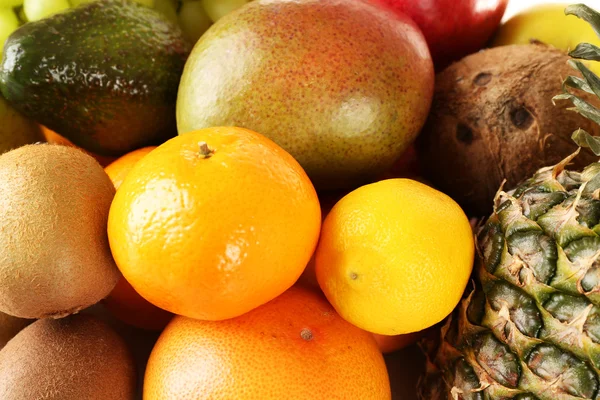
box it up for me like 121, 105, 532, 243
107, 127, 322, 321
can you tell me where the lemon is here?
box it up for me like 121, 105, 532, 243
315, 179, 474, 335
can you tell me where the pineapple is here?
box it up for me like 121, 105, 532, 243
418, 5, 600, 400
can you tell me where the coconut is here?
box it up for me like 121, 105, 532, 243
416, 44, 600, 215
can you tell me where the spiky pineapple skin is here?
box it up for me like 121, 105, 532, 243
420, 152, 600, 400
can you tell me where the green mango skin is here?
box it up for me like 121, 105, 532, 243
0, 94, 44, 155
0, 0, 191, 157
177, 0, 434, 189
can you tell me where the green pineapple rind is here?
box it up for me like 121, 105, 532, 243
420, 161, 600, 399
419, 4, 600, 400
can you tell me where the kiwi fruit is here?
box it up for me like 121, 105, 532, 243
0, 311, 32, 350
0, 143, 120, 319
0, 314, 136, 399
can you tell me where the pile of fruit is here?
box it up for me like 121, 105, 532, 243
2, 0, 600, 399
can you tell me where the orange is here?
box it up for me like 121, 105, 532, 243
42, 126, 73, 147
108, 127, 321, 321
104, 147, 156, 190
144, 286, 391, 400
103, 147, 172, 331
42, 126, 117, 167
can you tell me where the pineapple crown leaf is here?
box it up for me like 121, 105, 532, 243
569, 43, 600, 61
570, 59, 600, 97
551, 60, 600, 125
565, 5, 600, 62
572, 129, 600, 155
552, 88, 600, 126
565, 4, 600, 40
553, 4, 600, 157
561, 75, 593, 95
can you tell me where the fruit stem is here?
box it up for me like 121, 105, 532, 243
198, 142, 215, 159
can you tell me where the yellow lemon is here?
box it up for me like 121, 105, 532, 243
492, 3, 600, 74
315, 179, 474, 335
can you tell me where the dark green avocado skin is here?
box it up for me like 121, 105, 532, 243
0, 0, 191, 156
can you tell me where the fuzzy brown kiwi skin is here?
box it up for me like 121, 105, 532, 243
0, 143, 120, 319
0, 311, 32, 350
416, 43, 600, 216
0, 314, 136, 399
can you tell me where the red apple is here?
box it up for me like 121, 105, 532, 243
371, 0, 508, 69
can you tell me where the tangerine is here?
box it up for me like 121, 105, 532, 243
103, 146, 173, 331
108, 127, 321, 321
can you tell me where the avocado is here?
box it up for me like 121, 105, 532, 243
0, 0, 190, 156
176, 0, 434, 189
0, 94, 44, 155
